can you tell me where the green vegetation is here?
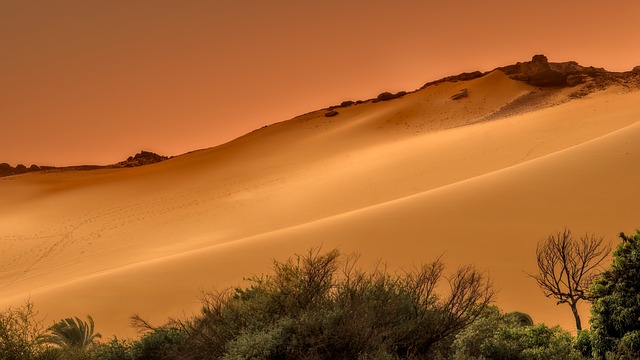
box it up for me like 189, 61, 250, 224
171, 249, 494, 359
44, 316, 101, 350
2, 229, 640, 359
452, 306, 583, 360
0, 301, 47, 360
590, 230, 640, 359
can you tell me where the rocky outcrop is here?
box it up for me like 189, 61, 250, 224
496, 55, 610, 88
499, 54, 567, 87
566, 74, 587, 87
115, 151, 169, 168
421, 71, 484, 89
0, 163, 13, 177
633, 66, 640, 74
372, 91, 407, 103
451, 88, 469, 100
0, 163, 39, 177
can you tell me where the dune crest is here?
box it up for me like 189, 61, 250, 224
2, 57, 640, 337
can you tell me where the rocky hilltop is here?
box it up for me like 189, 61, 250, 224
422, 54, 640, 93
498, 54, 600, 87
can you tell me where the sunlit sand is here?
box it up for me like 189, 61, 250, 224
2, 70, 640, 337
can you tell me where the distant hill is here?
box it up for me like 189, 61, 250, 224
4, 55, 639, 179
0, 151, 169, 177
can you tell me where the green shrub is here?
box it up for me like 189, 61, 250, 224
483, 324, 582, 360
221, 317, 293, 360
611, 331, 640, 360
574, 330, 594, 359
0, 301, 49, 360
130, 328, 185, 360
590, 230, 640, 359
90, 337, 133, 360
177, 248, 494, 359
0, 249, 526, 359
452, 306, 584, 360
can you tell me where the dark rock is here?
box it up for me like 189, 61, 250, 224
451, 88, 469, 100
516, 55, 552, 77
508, 74, 529, 82
421, 71, 484, 89
340, 101, 355, 107
131, 151, 167, 165
375, 91, 407, 102
456, 71, 484, 81
325, 110, 339, 117
633, 66, 640, 74
550, 61, 584, 75
529, 71, 567, 87
567, 74, 587, 87
522, 55, 567, 87
377, 92, 396, 101
115, 151, 169, 168
29, 164, 41, 171
531, 54, 548, 64
0, 163, 13, 177
15, 164, 27, 173
497, 64, 521, 76
496, 54, 567, 87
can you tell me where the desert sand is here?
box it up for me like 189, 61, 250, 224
2, 70, 640, 338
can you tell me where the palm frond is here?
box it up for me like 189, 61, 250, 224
43, 315, 102, 349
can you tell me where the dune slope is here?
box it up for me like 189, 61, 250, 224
1, 72, 640, 337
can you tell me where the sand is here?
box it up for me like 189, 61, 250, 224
1, 71, 640, 337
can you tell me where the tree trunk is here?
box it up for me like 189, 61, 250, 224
570, 303, 582, 330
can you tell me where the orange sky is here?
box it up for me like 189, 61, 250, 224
2, 0, 640, 166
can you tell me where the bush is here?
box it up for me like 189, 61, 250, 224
590, 230, 640, 359
574, 330, 594, 358
90, 337, 133, 360
130, 328, 185, 360
612, 331, 640, 360
175, 248, 494, 359
452, 306, 583, 360
483, 324, 582, 360
221, 317, 293, 360
0, 301, 49, 360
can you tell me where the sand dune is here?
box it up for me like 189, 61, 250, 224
2, 71, 640, 337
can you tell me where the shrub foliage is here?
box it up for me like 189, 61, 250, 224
0, 301, 48, 360
178, 248, 494, 359
2, 246, 608, 359
590, 230, 640, 359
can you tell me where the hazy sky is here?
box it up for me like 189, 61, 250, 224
2, 0, 640, 165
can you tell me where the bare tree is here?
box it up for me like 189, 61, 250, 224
529, 228, 610, 330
